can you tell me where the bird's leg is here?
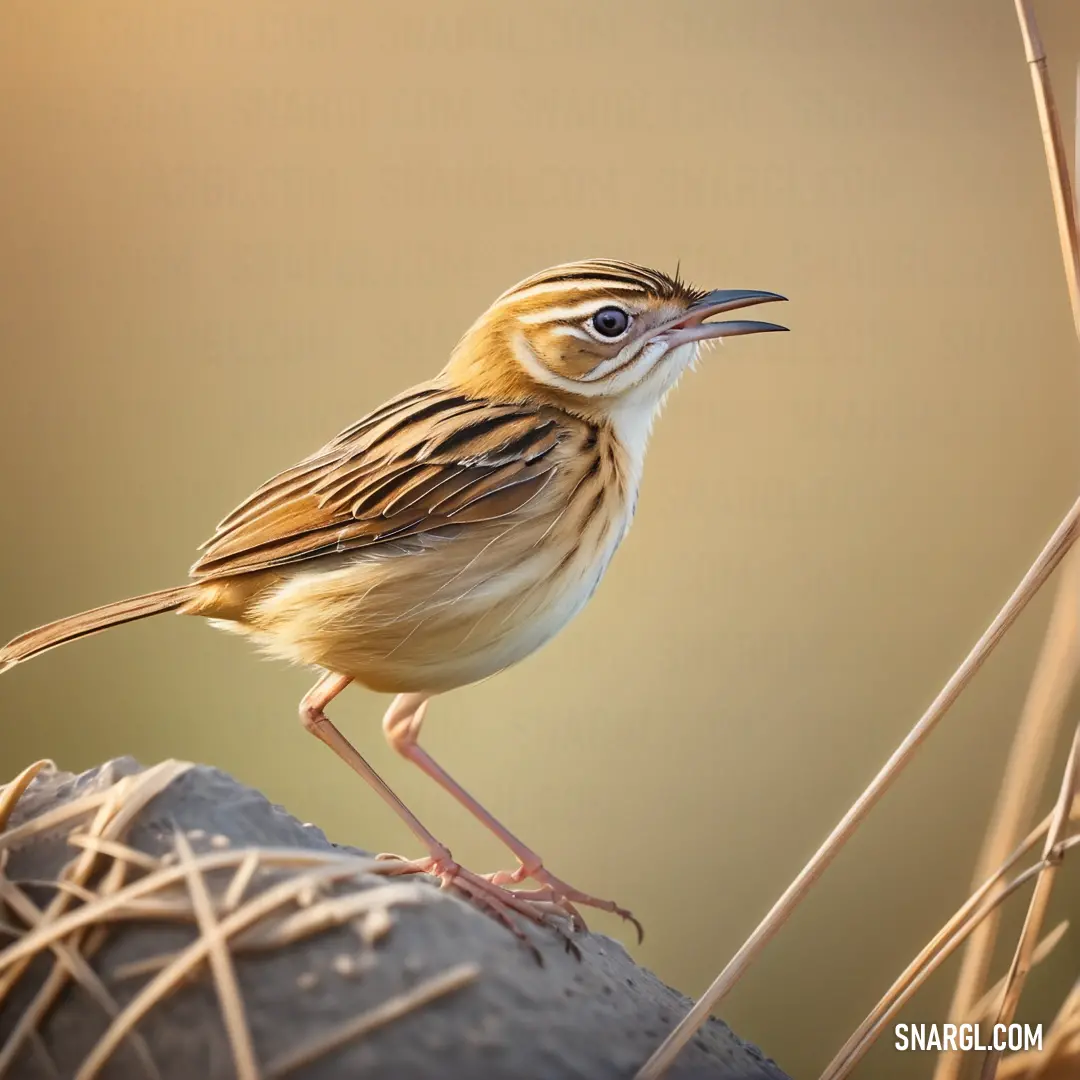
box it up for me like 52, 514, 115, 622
300, 674, 454, 865
382, 692, 643, 941
299, 673, 557, 939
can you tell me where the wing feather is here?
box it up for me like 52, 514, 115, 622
190, 382, 574, 580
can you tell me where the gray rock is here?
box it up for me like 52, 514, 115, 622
0, 759, 790, 1080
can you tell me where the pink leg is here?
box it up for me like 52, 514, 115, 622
299, 673, 558, 938
383, 692, 642, 940
299, 674, 452, 864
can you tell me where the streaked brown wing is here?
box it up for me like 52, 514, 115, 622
190, 382, 567, 579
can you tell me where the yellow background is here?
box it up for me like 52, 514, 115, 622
2, 3, 1079, 1076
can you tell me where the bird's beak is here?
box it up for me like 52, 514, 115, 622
661, 289, 788, 347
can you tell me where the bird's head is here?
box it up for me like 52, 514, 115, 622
444, 259, 787, 421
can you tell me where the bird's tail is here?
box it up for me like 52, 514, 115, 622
0, 585, 198, 673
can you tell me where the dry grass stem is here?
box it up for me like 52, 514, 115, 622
66, 834, 164, 872
0, 761, 54, 831
966, 921, 1069, 1025
0, 762, 193, 1072
0, 761, 478, 1080
821, 840, 1080, 1079
819, 804, 1080, 1080
635, 488, 1080, 1079
938, 542, 1080, 1080
235, 883, 428, 951
223, 850, 262, 912
0, 878, 160, 1080
995, 976, 1080, 1078
173, 829, 259, 1080
979, 727, 1080, 1080
26, 1030, 60, 1080
262, 961, 482, 1079
937, 4, 1080, 1070
0, 848, 360, 976
0, 788, 123, 853
74, 864, 397, 1080
942, 8, 1080, 1080
1012, 0, 1080, 336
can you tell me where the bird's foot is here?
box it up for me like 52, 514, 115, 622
484, 862, 644, 944
374, 851, 579, 962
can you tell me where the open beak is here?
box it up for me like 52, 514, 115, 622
661, 288, 788, 347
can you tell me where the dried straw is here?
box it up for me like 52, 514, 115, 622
936, 7, 1080, 1076
0, 760, 480, 1080
634, 3, 1080, 1076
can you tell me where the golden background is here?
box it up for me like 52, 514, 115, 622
2, 2, 1080, 1076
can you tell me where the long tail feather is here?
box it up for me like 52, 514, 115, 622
0, 586, 197, 672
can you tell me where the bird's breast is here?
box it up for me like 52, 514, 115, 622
238, 420, 641, 694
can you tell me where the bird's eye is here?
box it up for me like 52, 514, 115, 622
591, 307, 630, 338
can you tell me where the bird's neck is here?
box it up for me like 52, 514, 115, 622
605, 342, 696, 492
444, 325, 695, 499
606, 395, 659, 496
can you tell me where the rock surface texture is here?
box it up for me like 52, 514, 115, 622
0, 758, 790, 1080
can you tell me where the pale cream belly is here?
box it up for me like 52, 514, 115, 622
220, 520, 625, 694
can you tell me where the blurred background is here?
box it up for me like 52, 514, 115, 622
3, 2, 1080, 1076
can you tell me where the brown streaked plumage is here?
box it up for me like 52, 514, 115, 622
0, 259, 787, 939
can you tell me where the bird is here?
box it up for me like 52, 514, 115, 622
0, 259, 786, 938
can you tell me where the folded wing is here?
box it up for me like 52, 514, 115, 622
191, 382, 568, 579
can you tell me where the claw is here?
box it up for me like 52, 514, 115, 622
483, 863, 644, 944
377, 848, 643, 947
374, 854, 576, 963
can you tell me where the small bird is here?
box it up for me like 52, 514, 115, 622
0, 259, 786, 936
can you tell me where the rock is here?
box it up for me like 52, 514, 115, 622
0, 758, 789, 1080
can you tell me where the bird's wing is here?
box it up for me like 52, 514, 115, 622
190, 382, 568, 579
